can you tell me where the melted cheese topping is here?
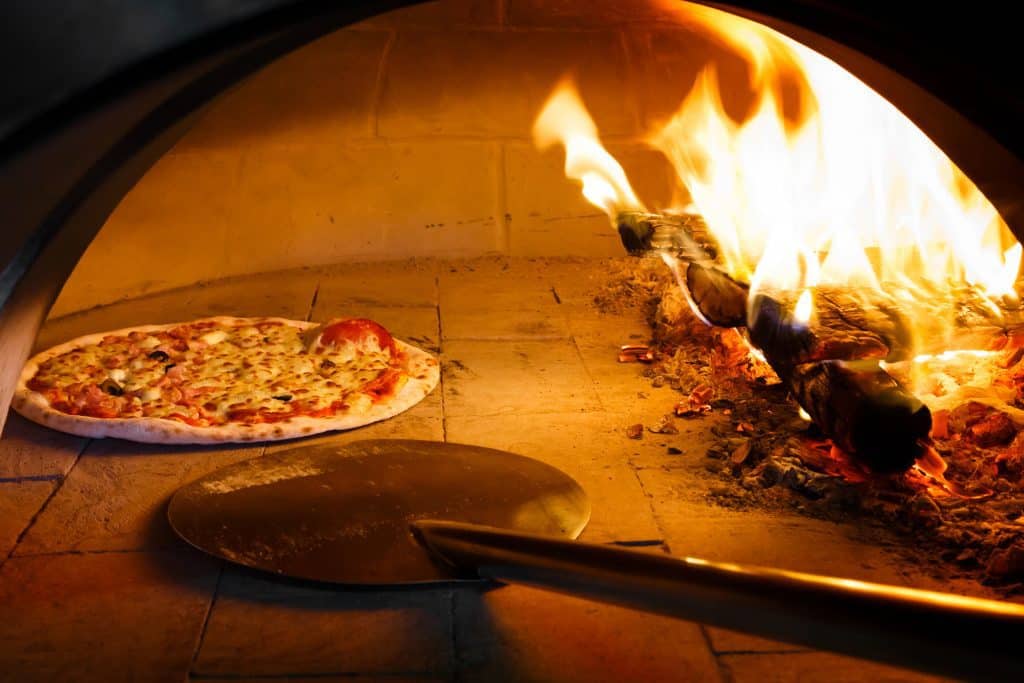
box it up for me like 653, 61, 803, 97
27, 320, 402, 426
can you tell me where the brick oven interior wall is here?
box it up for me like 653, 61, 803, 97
52, 0, 753, 316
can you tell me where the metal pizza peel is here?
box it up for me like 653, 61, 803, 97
168, 438, 1024, 680
167, 439, 590, 584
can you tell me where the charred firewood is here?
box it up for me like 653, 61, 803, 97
626, 211, 1019, 473
749, 292, 930, 472
688, 266, 892, 364
616, 211, 718, 261
747, 292, 891, 365
780, 360, 931, 473
681, 266, 928, 472
684, 262, 748, 328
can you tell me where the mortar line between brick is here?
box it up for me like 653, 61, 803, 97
370, 30, 397, 138
0, 473, 65, 483
627, 462, 729, 680
2, 437, 90, 568
699, 623, 732, 683
436, 297, 448, 443
189, 562, 225, 674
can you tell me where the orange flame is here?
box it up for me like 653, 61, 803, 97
532, 3, 1022, 357
533, 80, 643, 216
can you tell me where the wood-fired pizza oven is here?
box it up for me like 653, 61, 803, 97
2, 1, 1023, 681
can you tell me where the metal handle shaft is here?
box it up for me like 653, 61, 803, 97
413, 519, 1024, 681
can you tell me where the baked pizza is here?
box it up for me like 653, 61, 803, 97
13, 316, 439, 443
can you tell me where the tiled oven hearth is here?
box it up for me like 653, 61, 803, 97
1, 257, 951, 682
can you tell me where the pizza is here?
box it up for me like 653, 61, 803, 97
12, 316, 439, 444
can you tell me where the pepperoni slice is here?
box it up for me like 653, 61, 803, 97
317, 318, 397, 355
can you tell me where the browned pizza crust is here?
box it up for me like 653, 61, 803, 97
13, 316, 439, 444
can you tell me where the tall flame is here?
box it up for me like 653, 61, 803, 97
533, 81, 643, 216
532, 2, 1022, 354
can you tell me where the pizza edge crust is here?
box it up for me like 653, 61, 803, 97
12, 316, 440, 444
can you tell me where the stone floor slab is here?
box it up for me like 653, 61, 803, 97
183, 268, 321, 320
265, 414, 444, 455
705, 627, 806, 655
43, 266, 320, 349
314, 260, 439, 309
439, 263, 571, 341
16, 441, 262, 555
454, 583, 721, 683
0, 481, 53, 560
442, 339, 601, 418
445, 411, 662, 543
194, 569, 452, 678
719, 652, 948, 683
0, 551, 218, 683
0, 412, 85, 479
637, 468, 909, 585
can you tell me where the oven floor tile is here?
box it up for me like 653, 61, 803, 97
637, 468, 909, 584
439, 259, 572, 341
14, 441, 262, 555
315, 260, 440, 309
0, 412, 85, 479
442, 339, 602, 417
0, 480, 54, 560
718, 651, 950, 683
42, 265, 321, 349
193, 567, 453, 678
453, 583, 722, 683
264, 413, 444, 456
446, 410, 664, 544
0, 550, 218, 682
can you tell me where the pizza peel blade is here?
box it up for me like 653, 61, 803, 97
167, 439, 590, 585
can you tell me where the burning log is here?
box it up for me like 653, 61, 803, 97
777, 360, 931, 473
746, 290, 931, 472
678, 260, 931, 472
688, 263, 892, 364
683, 260, 748, 328
616, 211, 717, 261
746, 289, 892, 365
627, 211, 1022, 473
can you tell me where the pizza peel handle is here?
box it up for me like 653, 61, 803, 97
166, 439, 590, 585
411, 520, 1024, 681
